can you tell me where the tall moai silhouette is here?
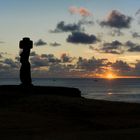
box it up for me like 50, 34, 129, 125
19, 37, 33, 86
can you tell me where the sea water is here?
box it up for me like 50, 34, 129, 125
1, 78, 140, 103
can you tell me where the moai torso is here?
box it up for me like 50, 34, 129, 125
19, 38, 33, 86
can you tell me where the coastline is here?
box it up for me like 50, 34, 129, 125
0, 85, 140, 139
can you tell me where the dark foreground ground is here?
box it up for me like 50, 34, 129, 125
0, 85, 140, 140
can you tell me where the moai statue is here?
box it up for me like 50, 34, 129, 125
19, 37, 33, 86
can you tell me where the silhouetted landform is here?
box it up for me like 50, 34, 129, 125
0, 85, 81, 97
19, 37, 33, 86
0, 86, 140, 139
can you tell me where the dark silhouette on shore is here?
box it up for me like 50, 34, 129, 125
18, 37, 81, 97
19, 37, 33, 86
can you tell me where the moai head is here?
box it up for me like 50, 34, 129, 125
19, 37, 33, 50
19, 37, 33, 86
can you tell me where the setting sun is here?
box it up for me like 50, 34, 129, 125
106, 73, 116, 79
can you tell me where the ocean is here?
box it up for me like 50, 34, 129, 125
0, 78, 140, 103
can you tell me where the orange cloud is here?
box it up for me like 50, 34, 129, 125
69, 6, 92, 17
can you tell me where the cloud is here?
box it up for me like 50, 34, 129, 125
30, 53, 108, 77
98, 40, 124, 54
30, 53, 78, 78
30, 51, 38, 57
76, 57, 107, 72
135, 9, 140, 24
111, 60, 140, 76
3, 58, 19, 68
103, 40, 123, 49
15, 56, 20, 61
0, 41, 5, 44
67, 32, 98, 44
69, 6, 92, 17
111, 60, 131, 72
89, 45, 94, 50
0, 57, 20, 78
125, 41, 136, 47
102, 50, 123, 55
135, 9, 140, 16
41, 54, 61, 63
61, 53, 74, 63
108, 29, 124, 36
100, 10, 132, 29
30, 56, 49, 67
50, 42, 61, 47
0, 53, 3, 59
45, 63, 80, 78
125, 41, 140, 52
131, 32, 140, 38
50, 21, 83, 33
1, 52, 140, 78
133, 61, 140, 75
78, 18, 94, 26
48, 64, 71, 73
34, 39, 47, 46
90, 40, 140, 54
128, 45, 140, 52
0, 65, 18, 78
30, 54, 61, 68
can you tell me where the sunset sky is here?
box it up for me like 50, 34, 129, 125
1, 0, 140, 78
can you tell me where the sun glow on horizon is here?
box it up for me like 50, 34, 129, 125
106, 73, 116, 79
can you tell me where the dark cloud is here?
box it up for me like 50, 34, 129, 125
50, 42, 61, 47
50, 21, 83, 33
15, 56, 20, 61
40, 54, 48, 58
133, 61, 140, 75
67, 32, 98, 44
43, 63, 84, 78
29, 53, 109, 77
3, 58, 19, 68
125, 41, 136, 48
89, 45, 94, 50
77, 57, 107, 72
0, 54, 3, 58
103, 40, 122, 49
135, 9, 140, 16
100, 40, 124, 54
0, 65, 18, 78
1, 51, 140, 78
30, 53, 77, 78
30, 51, 38, 56
34, 39, 47, 46
30, 56, 49, 67
111, 60, 131, 72
91, 40, 140, 54
0, 57, 20, 78
41, 54, 61, 63
128, 45, 140, 52
110, 60, 140, 76
30, 54, 61, 68
103, 50, 123, 55
125, 41, 140, 52
100, 10, 132, 29
135, 9, 140, 24
0, 41, 4, 44
131, 32, 140, 38
61, 53, 74, 63
49, 64, 71, 73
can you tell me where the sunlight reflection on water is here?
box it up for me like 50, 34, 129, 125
1, 78, 140, 103
108, 92, 113, 95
